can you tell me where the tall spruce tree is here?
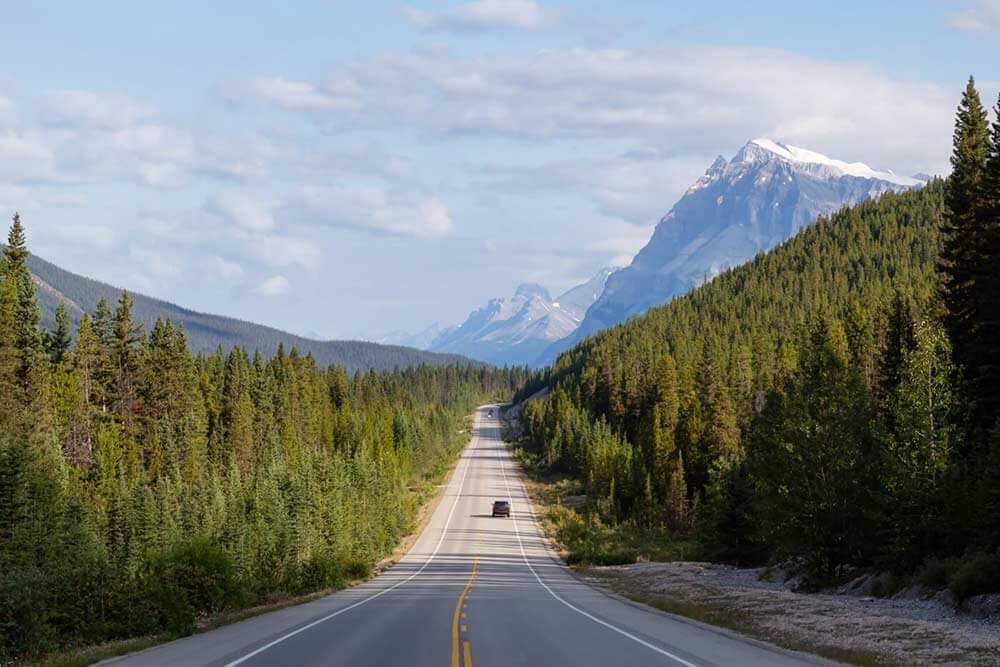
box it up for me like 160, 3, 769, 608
976, 93, 1000, 427
939, 77, 990, 422
48, 303, 73, 366
3, 215, 45, 382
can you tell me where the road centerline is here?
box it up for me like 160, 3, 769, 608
221, 413, 484, 667
451, 557, 480, 667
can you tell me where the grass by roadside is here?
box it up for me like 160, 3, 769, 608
510, 441, 1000, 666
514, 446, 698, 567
16, 414, 479, 667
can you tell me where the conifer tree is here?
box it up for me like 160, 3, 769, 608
939, 77, 990, 411
110, 292, 142, 429
2, 215, 45, 385
48, 303, 73, 366
975, 93, 1000, 425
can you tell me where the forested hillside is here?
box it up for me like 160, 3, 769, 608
0, 217, 529, 660
25, 251, 472, 373
519, 78, 1000, 595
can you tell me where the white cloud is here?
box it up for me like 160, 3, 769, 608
254, 275, 290, 297
585, 220, 655, 268
251, 47, 953, 174
248, 78, 352, 113
206, 256, 245, 282
405, 0, 553, 32
51, 223, 116, 249
207, 191, 275, 231
240, 231, 321, 269
42, 90, 158, 129
949, 1, 1000, 34
0, 97, 15, 123
0, 131, 56, 181
486, 152, 709, 225
297, 184, 453, 237
129, 247, 181, 282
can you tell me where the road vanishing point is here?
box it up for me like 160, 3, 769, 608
105, 407, 830, 667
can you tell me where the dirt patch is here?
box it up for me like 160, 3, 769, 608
585, 562, 1000, 666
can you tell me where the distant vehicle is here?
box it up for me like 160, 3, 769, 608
491, 500, 511, 518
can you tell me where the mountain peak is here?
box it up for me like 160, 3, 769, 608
744, 138, 920, 187
514, 283, 551, 301
538, 139, 921, 366
686, 155, 729, 193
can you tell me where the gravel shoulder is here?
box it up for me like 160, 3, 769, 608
583, 561, 1000, 666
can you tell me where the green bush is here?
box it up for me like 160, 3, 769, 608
569, 551, 635, 566
343, 559, 371, 581
948, 551, 1000, 602
296, 556, 345, 593
146, 537, 242, 635
916, 557, 959, 589
0, 565, 53, 657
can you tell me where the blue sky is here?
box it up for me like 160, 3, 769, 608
2, 1, 997, 340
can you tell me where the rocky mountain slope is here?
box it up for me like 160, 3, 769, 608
538, 139, 921, 365
429, 268, 615, 366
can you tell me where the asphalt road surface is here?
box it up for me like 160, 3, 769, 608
106, 406, 829, 667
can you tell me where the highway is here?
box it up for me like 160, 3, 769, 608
106, 406, 830, 667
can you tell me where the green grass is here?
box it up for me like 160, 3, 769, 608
514, 447, 699, 568
15, 636, 166, 667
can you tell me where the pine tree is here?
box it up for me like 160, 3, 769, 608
48, 303, 73, 366
110, 292, 143, 430
975, 93, 1000, 425
1, 215, 51, 440
939, 77, 990, 417
880, 291, 917, 401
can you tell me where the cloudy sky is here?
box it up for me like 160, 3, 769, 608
2, 1, 997, 340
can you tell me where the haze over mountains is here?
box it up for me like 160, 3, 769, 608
24, 137, 924, 371
26, 252, 473, 373
424, 268, 615, 366
535, 139, 924, 365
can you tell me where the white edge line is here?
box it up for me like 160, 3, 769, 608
223, 413, 482, 667
496, 420, 700, 667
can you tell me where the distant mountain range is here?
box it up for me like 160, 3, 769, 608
27, 252, 474, 373
536, 139, 923, 365
425, 268, 615, 366
377, 322, 453, 351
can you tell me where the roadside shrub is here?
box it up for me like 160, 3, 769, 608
916, 556, 959, 589
296, 556, 345, 593
0, 565, 53, 658
949, 551, 1000, 602
146, 537, 242, 634
343, 559, 371, 581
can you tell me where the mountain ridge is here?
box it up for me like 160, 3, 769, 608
26, 251, 476, 373
537, 139, 920, 365
428, 267, 615, 366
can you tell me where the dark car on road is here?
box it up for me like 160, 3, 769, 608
492, 500, 511, 518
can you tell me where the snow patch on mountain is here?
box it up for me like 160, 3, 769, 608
429, 268, 616, 366
749, 139, 921, 187
537, 139, 921, 366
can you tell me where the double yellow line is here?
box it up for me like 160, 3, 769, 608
451, 557, 479, 667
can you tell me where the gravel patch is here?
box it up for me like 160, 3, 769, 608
586, 562, 1000, 666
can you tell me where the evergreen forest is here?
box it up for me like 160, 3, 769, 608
518, 77, 1000, 595
0, 217, 528, 659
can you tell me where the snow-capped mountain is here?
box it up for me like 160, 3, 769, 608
376, 322, 453, 350
537, 139, 920, 365
430, 268, 615, 366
